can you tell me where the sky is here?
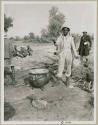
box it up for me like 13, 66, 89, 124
4, 1, 97, 37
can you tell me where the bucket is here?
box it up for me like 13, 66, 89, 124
73, 58, 81, 67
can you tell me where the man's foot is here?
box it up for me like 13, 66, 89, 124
65, 77, 70, 87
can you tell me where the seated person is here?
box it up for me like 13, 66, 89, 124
27, 45, 33, 56
20, 47, 28, 57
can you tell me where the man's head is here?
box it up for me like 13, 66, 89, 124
83, 31, 87, 36
61, 27, 70, 36
11, 65, 15, 70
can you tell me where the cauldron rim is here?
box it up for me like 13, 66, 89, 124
29, 68, 49, 75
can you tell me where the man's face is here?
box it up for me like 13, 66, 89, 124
83, 32, 87, 36
62, 28, 69, 36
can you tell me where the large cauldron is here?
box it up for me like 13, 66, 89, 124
28, 68, 50, 88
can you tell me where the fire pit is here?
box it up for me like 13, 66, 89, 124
28, 68, 50, 88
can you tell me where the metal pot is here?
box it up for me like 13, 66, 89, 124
29, 68, 50, 88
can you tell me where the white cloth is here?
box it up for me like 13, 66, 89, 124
56, 34, 78, 77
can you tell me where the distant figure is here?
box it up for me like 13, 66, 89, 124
4, 36, 13, 66
4, 36, 15, 84
10, 65, 16, 83
20, 47, 28, 58
13, 45, 23, 58
27, 45, 33, 56
13, 45, 18, 57
78, 31, 91, 63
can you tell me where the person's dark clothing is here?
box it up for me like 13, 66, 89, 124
4, 38, 16, 84
27, 47, 32, 56
20, 47, 28, 57
4, 38, 13, 66
79, 35, 91, 56
12, 48, 18, 57
4, 38, 13, 60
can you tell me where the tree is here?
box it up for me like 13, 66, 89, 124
4, 14, 13, 33
35, 35, 41, 42
9, 37, 14, 40
49, 6, 58, 18
29, 32, 35, 39
48, 7, 65, 41
40, 7, 65, 43
41, 29, 48, 38
41, 28, 49, 42
15, 36, 20, 41
24, 35, 29, 40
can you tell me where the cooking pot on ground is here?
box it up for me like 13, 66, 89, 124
28, 68, 50, 88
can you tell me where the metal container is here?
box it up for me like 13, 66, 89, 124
29, 68, 50, 88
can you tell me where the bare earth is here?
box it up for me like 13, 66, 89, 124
4, 42, 94, 121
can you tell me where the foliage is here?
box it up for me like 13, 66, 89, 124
49, 6, 58, 18
20, 7, 65, 43
24, 35, 29, 40
4, 14, 13, 33
15, 36, 21, 41
40, 28, 49, 42
9, 37, 14, 40
48, 7, 65, 41
40, 6, 65, 43
29, 32, 35, 39
23, 32, 35, 42
34, 35, 41, 42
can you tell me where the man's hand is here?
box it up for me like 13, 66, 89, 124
54, 50, 60, 55
54, 52, 57, 55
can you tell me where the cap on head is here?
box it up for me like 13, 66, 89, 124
83, 31, 87, 33
62, 27, 70, 32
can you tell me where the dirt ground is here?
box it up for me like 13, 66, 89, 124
4, 42, 94, 121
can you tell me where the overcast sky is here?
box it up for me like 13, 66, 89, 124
4, 1, 97, 37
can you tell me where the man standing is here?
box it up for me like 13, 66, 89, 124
4, 35, 15, 85
4, 35, 12, 66
13, 45, 18, 57
78, 31, 91, 63
55, 27, 79, 86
